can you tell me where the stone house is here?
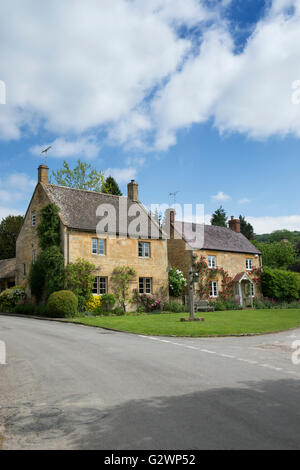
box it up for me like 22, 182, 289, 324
167, 210, 262, 307
15, 165, 169, 303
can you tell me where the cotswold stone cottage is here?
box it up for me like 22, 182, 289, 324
167, 209, 262, 307
15, 165, 169, 299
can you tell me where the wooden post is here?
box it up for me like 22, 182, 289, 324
189, 252, 195, 320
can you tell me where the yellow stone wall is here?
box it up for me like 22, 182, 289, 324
167, 237, 262, 298
67, 229, 169, 296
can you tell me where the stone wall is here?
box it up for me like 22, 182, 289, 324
67, 229, 169, 297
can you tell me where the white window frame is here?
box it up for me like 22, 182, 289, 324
246, 258, 253, 270
251, 283, 255, 298
92, 238, 106, 256
139, 277, 152, 294
208, 255, 217, 269
210, 281, 218, 298
92, 277, 108, 295
138, 241, 150, 258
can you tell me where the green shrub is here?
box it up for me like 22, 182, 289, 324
213, 300, 226, 311
163, 301, 183, 313
168, 268, 187, 297
261, 267, 300, 301
101, 293, 116, 311
46, 290, 78, 318
64, 258, 96, 301
92, 306, 105, 316
29, 246, 65, 301
112, 307, 126, 316
14, 303, 35, 315
0, 286, 26, 312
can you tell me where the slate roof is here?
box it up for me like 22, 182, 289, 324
0, 258, 16, 280
174, 221, 261, 255
43, 184, 161, 237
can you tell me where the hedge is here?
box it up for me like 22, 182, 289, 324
261, 267, 300, 301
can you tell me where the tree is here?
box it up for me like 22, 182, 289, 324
253, 240, 297, 270
239, 215, 254, 240
211, 206, 227, 227
261, 267, 300, 301
101, 176, 122, 196
111, 266, 136, 312
269, 230, 295, 243
64, 258, 96, 300
51, 159, 104, 192
0, 215, 24, 260
29, 246, 65, 301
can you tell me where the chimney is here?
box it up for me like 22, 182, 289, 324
38, 164, 49, 184
228, 216, 240, 233
127, 180, 138, 201
165, 208, 175, 239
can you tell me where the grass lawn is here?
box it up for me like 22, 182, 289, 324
71, 309, 300, 337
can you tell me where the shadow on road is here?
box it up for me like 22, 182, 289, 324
2, 377, 300, 450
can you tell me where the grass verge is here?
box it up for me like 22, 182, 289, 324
71, 309, 300, 337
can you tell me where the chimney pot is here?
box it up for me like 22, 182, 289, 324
38, 164, 49, 184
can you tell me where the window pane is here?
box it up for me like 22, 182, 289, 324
99, 277, 107, 294
92, 277, 98, 294
99, 239, 105, 255
144, 243, 150, 257
92, 239, 98, 254
139, 278, 144, 293
145, 278, 152, 294
138, 242, 143, 257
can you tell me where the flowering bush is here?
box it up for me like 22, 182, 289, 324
133, 289, 164, 312
168, 268, 187, 297
0, 286, 26, 312
85, 295, 102, 312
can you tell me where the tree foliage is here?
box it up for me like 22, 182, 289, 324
101, 176, 122, 196
211, 206, 227, 227
29, 246, 65, 301
111, 266, 136, 311
239, 215, 254, 240
253, 240, 297, 270
261, 267, 300, 301
37, 204, 61, 250
0, 215, 24, 260
168, 268, 187, 297
64, 258, 96, 300
51, 159, 104, 192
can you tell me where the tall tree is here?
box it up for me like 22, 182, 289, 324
51, 159, 104, 191
239, 215, 254, 240
101, 176, 122, 196
0, 215, 24, 260
211, 206, 227, 227
253, 240, 297, 269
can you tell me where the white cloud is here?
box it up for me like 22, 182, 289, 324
0, 206, 24, 220
0, 173, 35, 203
238, 198, 251, 204
30, 136, 100, 159
247, 215, 300, 234
211, 191, 231, 202
104, 167, 137, 184
1, 1, 300, 150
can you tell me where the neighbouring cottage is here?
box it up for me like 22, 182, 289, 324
167, 209, 262, 307
0, 258, 16, 292
15, 165, 169, 303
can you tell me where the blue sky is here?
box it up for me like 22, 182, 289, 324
0, 0, 299, 233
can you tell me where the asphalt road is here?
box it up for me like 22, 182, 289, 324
1, 315, 300, 450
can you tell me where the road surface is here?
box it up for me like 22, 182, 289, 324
1, 315, 300, 449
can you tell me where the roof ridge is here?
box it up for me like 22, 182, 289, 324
45, 183, 127, 199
